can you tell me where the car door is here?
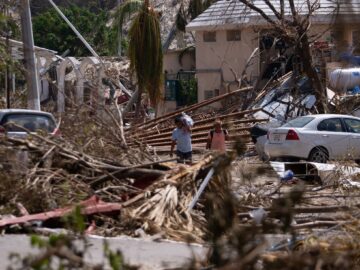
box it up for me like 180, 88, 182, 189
315, 118, 350, 159
343, 118, 360, 159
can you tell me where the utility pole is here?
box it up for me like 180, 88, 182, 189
19, 0, 40, 110
5, 30, 11, 109
4, 2, 11, 109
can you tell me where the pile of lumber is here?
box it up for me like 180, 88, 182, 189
125, 87, 269, 149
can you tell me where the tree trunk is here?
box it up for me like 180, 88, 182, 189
298, 34, 328, 113
135, 87, 143, 118
123, 88, 139, 114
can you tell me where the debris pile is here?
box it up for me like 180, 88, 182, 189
2, 69, 360, 269
0, 125, 230, 243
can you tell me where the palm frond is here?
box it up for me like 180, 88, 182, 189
176, 3, 187, 32
112, 0, 143, 56
188, 0, 204, 20
128, 3, 163, 107
112, 0, 143, 31
204, 0, 217, 9
188, 0, 216, 20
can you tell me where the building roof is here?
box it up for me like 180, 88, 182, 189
186, 0, 360, 31
0, 38, 58, 60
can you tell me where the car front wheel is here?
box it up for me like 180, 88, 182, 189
308, 147, 328, 163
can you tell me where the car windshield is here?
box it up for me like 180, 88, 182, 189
2, 114, 56, 132
282, 116, 315, 128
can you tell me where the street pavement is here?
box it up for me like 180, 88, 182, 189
0, 234, 208, 269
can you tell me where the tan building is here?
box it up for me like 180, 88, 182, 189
161, 28, 196, 114
186, 0, 360, 105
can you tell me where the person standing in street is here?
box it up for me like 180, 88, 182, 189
170, 115, 192, 164
206, 119, 229, 153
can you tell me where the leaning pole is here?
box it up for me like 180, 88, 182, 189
19, 0, 41, 110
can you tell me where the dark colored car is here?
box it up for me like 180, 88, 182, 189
0, 109, 59, 137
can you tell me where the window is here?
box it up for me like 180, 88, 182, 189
2, 114, 56, 132
204, 90, 214, 100
227, 30, 241, 41
164, 80, 178, 101
317, 118, 344, 132
282, 117, 315, 128
344, 118, 360, 133
203, 31, 216, 42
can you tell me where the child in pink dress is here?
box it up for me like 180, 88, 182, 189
206, 120, 229, 153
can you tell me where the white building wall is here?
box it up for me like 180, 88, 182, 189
195, 27, 259, 104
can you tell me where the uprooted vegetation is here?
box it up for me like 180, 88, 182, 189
0, 106, 232, 243
1, 92, 360, 268
1, 109, 360, 269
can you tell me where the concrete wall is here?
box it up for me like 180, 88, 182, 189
163, 50, 195, 75
160, 50, 196, 115
195, 27, 259, 104
193, 23, 360, 105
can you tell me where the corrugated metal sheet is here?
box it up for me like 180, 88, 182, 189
187, 0, 360, 30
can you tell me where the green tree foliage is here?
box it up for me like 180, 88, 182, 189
0, 13, 8, 67
0, 10, 22, 93
30, 0, 118, 15
0, 10, 20, 64
112, 0, 163, 113
32, 5, 117, 56
179, 77, 198, 106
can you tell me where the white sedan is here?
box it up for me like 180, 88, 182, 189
264, 114, 360, 163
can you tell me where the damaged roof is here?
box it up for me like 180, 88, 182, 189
186, 0, 360, 31
0, 38, 58, 60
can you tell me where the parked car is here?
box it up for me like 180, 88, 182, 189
0, 109, 59, 137
264, 114, 360, 163
250, 123, 281, 160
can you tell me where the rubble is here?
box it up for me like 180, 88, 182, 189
2, 0, 360, 268
3, 38, 360, 270
0, 122, 227, 243
0, 102, 359, 269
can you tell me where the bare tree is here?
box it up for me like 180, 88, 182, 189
238, 0, 334, 113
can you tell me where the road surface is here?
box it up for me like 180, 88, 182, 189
0, 234, 208, 269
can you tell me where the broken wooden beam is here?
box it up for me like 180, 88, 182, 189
128, 87, 253, 131
131, 127, 251, 145
130, 118, 267, 141
193, 108, 262, 127
0, 196, 121, 227
145, 134, 251, 147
